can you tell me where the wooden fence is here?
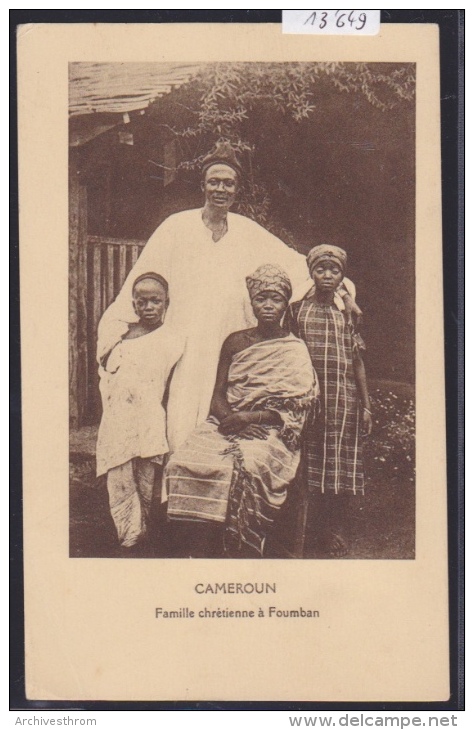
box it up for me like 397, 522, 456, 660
86, 234, 145, 345
70, 220, 146, 426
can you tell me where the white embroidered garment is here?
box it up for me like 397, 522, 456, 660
97, 209, 314, 451
96, 323, 184, 476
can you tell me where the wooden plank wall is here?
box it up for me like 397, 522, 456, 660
69, 221, 146, 427
69, 153, 88, 428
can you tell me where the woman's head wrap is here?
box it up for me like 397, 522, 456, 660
246, 263, 292, 302
201, 141, 242, 177
307, 245, 347, 276
132, 272, 169, 297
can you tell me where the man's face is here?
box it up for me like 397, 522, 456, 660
251, 290, 288, 324
202, 164, 238, 211
312, 261, 344, 293
132, 279, 168, 329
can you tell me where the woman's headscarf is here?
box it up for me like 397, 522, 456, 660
246, 263, 292, 302
307, 245, 347, 277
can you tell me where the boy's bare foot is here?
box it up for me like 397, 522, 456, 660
118, 532, 153, 557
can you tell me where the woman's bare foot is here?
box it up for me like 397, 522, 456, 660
314, 531, 349, 558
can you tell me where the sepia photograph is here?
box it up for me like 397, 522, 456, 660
18, 22, 450, 702
69, 60, 416, 561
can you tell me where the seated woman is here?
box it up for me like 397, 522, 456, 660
165, 264, 317, 557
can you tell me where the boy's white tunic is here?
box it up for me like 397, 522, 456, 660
96, 324, 183, 476
97, 209, 314, 452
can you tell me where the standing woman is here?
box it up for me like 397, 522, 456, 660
285, 245, 372, 557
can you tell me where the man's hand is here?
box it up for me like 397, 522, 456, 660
342, 293, 363, 327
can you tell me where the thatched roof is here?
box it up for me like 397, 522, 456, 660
69, 62, 200, 117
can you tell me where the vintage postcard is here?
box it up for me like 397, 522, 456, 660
18, 22, 449, 702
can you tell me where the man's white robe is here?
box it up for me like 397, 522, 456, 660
98, 209, 316, 451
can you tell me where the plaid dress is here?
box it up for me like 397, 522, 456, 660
287, 299, 364, 495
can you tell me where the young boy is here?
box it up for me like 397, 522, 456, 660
285, 245, 372, 557
96, 272, 183, 552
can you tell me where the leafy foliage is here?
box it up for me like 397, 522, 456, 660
364, 387, 415, 483
173, 62, 414, 158
151, 62, 415, 240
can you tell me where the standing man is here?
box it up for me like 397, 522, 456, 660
97, 142, 356, 451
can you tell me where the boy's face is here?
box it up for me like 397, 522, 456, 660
251, 290, 288, 324
132, 279, 168, 328
312, 261, 344, 293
